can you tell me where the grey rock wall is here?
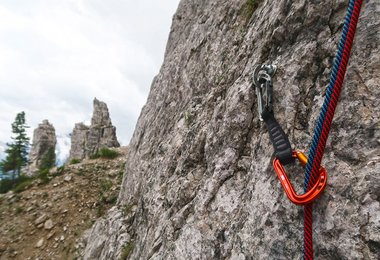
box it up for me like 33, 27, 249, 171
83, 0, 380, 259
69, 98, 120, 160
69, 123, 89, 161
28, 120, 56, 175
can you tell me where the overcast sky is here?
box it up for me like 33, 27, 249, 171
0, 0, 180, 158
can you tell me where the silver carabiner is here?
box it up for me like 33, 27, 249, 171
252, 64, 277, 121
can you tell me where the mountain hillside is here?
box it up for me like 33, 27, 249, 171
0, 147, 127, 260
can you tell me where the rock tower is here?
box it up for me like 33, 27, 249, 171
28, 120, 57, 175
69, 98, 120, 160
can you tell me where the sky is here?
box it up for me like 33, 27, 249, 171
0, 0, 180, 162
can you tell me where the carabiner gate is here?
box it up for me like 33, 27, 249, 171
253, 64, 277, 121
273, 151, 327, 205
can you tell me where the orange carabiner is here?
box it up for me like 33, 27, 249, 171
273, 151, 327, 205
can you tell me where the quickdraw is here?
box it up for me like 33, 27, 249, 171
253, 0, 363, 259
253, 64, 327, 206
253, 65, 294, 166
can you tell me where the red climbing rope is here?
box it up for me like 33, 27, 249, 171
303, 0, 363, 259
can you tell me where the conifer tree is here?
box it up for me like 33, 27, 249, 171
0, 112, 30, 180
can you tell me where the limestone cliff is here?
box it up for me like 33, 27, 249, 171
28, 120, 56, 175
69, 123, 90, 161
83, 1, 379, 259
69, 98, 120, 160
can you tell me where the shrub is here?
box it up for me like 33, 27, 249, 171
13, 179, 33, 193
99, 194, 117, 205
184, 111, 192, 128
122, 204, 134, 216
96, 203, 105, 217
0, 175, 33, 194
15, 206, 23, 214
95, 147, 119, 159
120, 241, 134, 260
75, 169, 84, 176
89, 153, 100, 160
39, 148, 56, 171
0, 178, 14, 194
107, 195, 118, 205
100, 179, 113, 192
37, 169, 50, 184
117, 170, 124, 180
70, 158, 81, 164
243, 0, 260, 20
56, 166, 65, 175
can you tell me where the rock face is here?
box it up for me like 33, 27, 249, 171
86, 98, 120, 156
83, 1, 380, 259
69, 123, 89, 161
28, 120, 56, 175
69, 98, 120, 160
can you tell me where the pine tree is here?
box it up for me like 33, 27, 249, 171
0, 112, 30, 180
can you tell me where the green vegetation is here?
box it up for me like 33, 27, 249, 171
0, 179, 13, 194
37, 169, 50, 184
97, 178, 117, 217
15, 206, 23, 214
96, 178, 117, 217
39, 147, 56, 171
96, 204, 106, 217
107, 195, 117, 205
56, 165, 65, 175
122, 203, 134, 215
243, 0, 260, 20
70, 158, 81, 164
118, 162, 126, 179
13, 178, 33, 193
118, 170, 124, 180
0, 113, 60, 194
0, 175, 33, 194
35, 147, 56, 184
75, 168, 85, 176
120, 241, 134, 260
0, 112, 30, 188
89, 154, 99, 160
184, 111, 192, 128
214, 74, 226, 85
91, 147, 119, 159
100, 179, 113, 192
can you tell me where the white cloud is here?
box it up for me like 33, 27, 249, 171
56, 134, 71, 166
0, 0, 179, 159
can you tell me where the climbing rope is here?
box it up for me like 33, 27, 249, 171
303, 0, 363, 259
253, 0, 363, 259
